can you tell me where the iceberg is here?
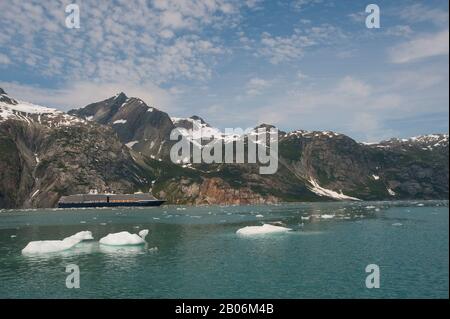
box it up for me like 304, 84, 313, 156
99, 230, 149, 246
236, 224, 292, 236
22, 231, 93, 254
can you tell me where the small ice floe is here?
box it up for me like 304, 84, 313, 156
153, 217, 160, 220
100, 222, 107, 226
236, 224, 292, 236
417, 203, 425, 207
148, 247, 158, 253
99, 229, 149, 246
255, 214, 264, 218
365, 206, 376, 209
301, 216, 311, 221
392, 223, 403, 227
320, 214, 335, 219
80, 221, 86, 224
10, 235, 17, 238
22, 231, 93, 254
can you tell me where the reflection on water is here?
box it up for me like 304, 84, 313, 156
99, 244, 147, 255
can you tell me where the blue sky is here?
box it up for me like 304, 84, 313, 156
0, 0, 448, 142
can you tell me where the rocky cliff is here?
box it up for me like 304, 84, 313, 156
1, 89, 448, 208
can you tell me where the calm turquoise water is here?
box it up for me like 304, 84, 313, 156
0, 201, 448, 299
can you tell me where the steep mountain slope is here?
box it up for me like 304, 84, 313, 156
0, 89, 155, 208
69, 93, 175, 159
1, 89, 448, 208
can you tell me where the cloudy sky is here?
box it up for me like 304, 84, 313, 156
0, 0, 448, 142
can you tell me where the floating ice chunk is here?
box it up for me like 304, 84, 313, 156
68, 231, 94, 241
99, 230, 149, 246
255, 214, 264, 218
138, 229, 149, 240
22, 231, 93, 254
236, 224, 292, 236
392, 223, 403, 226
301, 215, 311, 221
320, 214, 335, 219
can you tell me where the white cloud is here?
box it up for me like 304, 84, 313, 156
297, 71, 308, 80
245, 77, 271, 96
385, 25, 413, 37
389, 29, 449, 64
257, 24, 345, 64
291, 0, 322, 12
399, 3, 449, 27
0, 0, 242, 85
0, 53, 11, 65
236, 66, 448, 142
159, 29, 175, 39
334, 76, 371, 98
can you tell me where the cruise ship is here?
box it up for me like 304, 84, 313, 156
58, 191, 165, 208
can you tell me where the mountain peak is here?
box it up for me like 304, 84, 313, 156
190, 115, 208, 125
114, 92, 128, 100
0, 88, 7, 95
254, 123, 276, 130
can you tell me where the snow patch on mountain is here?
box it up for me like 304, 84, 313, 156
308, 178, 361, 201
1, 90, 86, 126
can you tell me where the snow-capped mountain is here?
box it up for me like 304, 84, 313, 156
0, 89, 153, 209
69, 92, 175, 159
0, 88, 448, 208
0, 90, 85, 127
374, 134, 449, 150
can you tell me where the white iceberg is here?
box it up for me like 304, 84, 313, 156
22, 231, 94, 254
236, 224, 292, 236
138, 229, 149, 240
320, 214, 335, 219
99, 230, 149, 246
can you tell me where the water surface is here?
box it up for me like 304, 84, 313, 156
0, 201, 448, 298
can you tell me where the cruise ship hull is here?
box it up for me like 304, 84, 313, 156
58, 200, 165, 208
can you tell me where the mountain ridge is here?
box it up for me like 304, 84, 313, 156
1, 88, 448, 208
